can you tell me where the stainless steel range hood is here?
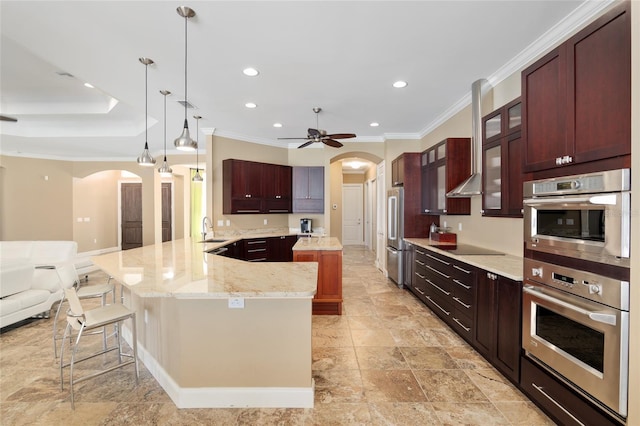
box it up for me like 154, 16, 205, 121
447, 79, 493, 198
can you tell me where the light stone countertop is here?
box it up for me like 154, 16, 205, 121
292, 236, 343, 251
92, 238, 318, 299
404, 238, 524, 281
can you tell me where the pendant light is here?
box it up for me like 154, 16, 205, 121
192, 115, 203, 182
158, 90, 173, 177
174, 6, 197, 151
136, 57, 156, 166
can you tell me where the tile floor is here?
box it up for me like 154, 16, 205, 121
0, 246, 554, 425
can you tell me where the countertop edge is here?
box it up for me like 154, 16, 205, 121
404, 238, 524, 281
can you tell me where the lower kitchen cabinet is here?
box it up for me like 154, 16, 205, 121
520, 356, 619, 426
267, 235, 297, 262
293, 249, 343, 315
474, 271, 522, 383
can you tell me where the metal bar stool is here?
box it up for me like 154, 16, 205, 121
49, 265, 115, 359
59, 287, 138, 409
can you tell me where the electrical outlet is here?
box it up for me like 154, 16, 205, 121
217, 220, 224, 227
458, 223, 462, 231
226, 220, 230, 226
144, 309, 149, 323
228, 298, 245, 309
264, 219, 268, 225
443, 221, 447, 228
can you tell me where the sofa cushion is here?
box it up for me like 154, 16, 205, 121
0, 260, 34, 298
32, 263, 77, 292
31, 241, 77, 265
0, 298, 22, 316
1, 289, 51, 312
0, 241, 33, 261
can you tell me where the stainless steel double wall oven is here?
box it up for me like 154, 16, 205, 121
522, 169, 631, 421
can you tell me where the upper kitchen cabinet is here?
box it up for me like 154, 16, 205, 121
223, 159, 264, 214
522, 1, 630, 174
393, 153, 434, 237
263, 164, 292, 213
421, 138, 471, 215
482, 98, 524, 218
391, 156, 406, 186
293, 166, 324, 213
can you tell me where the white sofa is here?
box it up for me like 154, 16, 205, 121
0, 241, 78, 328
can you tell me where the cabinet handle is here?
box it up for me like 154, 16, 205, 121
426, 296, 450, 316
487, 272, 498, 280
415, 272, 426, 279
237, 210, 260, 213
426, 264, 451, 279
453, 264, 471, 274
247, 248, 266, 253
416, 249, 425, 255
269, 210, 290, 213
415, 287, 425, 295
426, 278, 450, 296
424, 209, 430, 213
415, 259, 425, 266
453, 296, 471, 309
452, 317, 471, 332
443, 209, 447, 213
248, 258, 267, 262
453, 279, 471, 290
275, 195, 281, 199
531, 383, 585, 426
426, 253, 451, 266
245, 194, 252, 198
247, 240, 267, 245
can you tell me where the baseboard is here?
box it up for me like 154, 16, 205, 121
121, 326, 315, 409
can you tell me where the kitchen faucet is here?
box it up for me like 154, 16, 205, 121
202, 216, 212, 241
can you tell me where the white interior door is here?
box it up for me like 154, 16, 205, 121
342, 184, 364, 245
376, 162, 386, 271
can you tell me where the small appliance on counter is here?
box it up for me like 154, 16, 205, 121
300, 218, 312, 233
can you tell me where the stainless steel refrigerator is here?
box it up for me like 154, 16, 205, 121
386, 188, 404, 286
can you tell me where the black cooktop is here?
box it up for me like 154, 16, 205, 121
430, 243, 504, 256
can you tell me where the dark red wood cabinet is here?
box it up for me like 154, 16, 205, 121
522, 1, 630, 175
474, 271, 522, 384
391, 155, 406, 186
267, 235, 297, 262
392, 153, 436, 237
482, 98, 524, 218
420, 138, 471, 215
223, 159, 293, 214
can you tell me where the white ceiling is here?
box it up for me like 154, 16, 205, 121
0, 1, 611, 161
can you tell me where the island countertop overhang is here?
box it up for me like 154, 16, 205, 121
92, 238, 318, 299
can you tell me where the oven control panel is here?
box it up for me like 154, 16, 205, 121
524, 259, 629, 311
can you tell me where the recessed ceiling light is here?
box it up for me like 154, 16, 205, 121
393, 80, 408, 88
245, 102, 257, 108
273, 123, 283, 128
84, 82, 94, 88
243, 67, 259, 77
370, 122, 379, 127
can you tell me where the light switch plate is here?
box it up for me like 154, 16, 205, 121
228, 298, 244, 309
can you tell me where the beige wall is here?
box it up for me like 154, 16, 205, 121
0, 155, 73, 241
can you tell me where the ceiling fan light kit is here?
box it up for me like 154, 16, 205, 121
136, 57, 156, 166
174, 6, 198, 151
277, 107, 356, 149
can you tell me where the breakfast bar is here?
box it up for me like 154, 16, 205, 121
92, 238, 318, 409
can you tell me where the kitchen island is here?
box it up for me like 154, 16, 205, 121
293, 236, 343, 315
92, 238, 318, 409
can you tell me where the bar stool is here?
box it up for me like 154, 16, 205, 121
49, 265, 115, 359
59, 287, 138, 409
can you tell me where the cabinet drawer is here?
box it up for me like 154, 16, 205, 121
423, 274, 452, 299
230, 199, 263, 214
424, 289, 453, 319
244, 239, 268, 261
451, 310, 473, 340
520, 357, 619, 426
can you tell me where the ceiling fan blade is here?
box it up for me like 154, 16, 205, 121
307, 128, 321, 137
326, 133, 356, 139
0, 115, 18, 122
277, 137, 309, 140
323, 139, 344, 148
298, 140, 315, 149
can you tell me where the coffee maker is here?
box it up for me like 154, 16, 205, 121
300, 218, 312, 233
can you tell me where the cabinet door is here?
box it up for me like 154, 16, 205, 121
308, 167, 324, 200
494, 276, 521, 382
504, 133, 523, 217
483, 143, 502, 212
522, 47, 568, 172
318, 251, 342, 300
293, 166, 324, 213
267, 235, 296, 262
264, 165, 292, 213
567, 1, 631, 165
473, 272, 494, 357
391, 156, 405, 186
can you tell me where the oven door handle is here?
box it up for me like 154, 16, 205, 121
523, 286, 617, 326
523, 194, 616, 206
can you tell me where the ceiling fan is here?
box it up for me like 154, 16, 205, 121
278, 107, 356, 149
0, 115, 18, 122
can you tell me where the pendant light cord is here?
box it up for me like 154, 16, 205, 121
164, 92, 167, 159
145, 63, 148, 145
184, 14, 188, 122
195, 118, 199, 170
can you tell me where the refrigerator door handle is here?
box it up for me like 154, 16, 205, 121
386, 246, 398, 254
388, 195, 397, 241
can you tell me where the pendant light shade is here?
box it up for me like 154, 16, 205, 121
192, 115, 203, 182
137, 57, 156, 166
174, 6, 197, 151
158, 90, 173, 177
